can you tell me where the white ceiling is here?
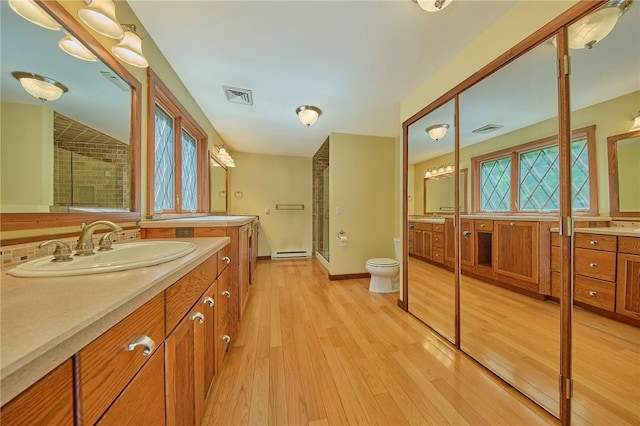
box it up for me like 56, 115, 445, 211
128, 0, 517, 158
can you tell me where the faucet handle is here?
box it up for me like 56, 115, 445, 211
39, 240, 73, 262
98, 232, 117, 251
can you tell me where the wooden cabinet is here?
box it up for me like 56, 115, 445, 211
474, 219, 493, 278
460, 219, 474, 269
408, 222, 433, 261
0, 359, 74, 426
239, 223, 251, 320
250, 220, 259, 284
432, 223, 444, 264
617, 236, 640, 320
493, 220, 539, 286
216, 266, 232, 372
201, 281, 217, 401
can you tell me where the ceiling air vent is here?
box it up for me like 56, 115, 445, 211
472, 124, 504, 134
223, 86, 253, 105
100, 71, 129, 92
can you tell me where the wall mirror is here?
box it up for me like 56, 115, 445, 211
0, 0, 141, 233
209, 153, 228, 214
423, 169, 467, 214
570, 3, 640, 423
407, 98, 456, 342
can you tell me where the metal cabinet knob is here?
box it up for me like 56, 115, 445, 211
588, 290, 597, 297
222, 290, 231, 298
222, 335, 231, 343
462, 231, 472, 238
510, 222, 516, 226
590, 240, 598, 245
203, 296, 214, 307
222, 256, 231, 264
480, 224, 486, 228
127, 335, 155, 356
589, 263, 598, 268
191, 312, 205, 324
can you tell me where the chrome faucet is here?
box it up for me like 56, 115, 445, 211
75, 220, 123, 256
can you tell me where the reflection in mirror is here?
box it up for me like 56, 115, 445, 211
0, 1, 135, 215
209, 153, 228, 214
424, 169, 467, 214
459, 38, 560, 416
570, 3, 640, 424
407, 99, 456, 342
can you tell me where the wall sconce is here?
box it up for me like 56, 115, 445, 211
8, 0, 61, 30
58, 33, 97, 62
112, 24, 149, 68
426, 124, 449, 141
215, 146, 236, 168
630, 111, 640, 131
425, 163, 454, 179
78, 0, 123, 39
296, 105, 322, 127
12, 71, 68, 101
565, 0, 632, 49
416, 0, 453, 12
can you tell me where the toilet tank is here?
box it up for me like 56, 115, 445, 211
393, 237, 401, 260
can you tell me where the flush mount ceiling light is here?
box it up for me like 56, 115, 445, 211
8, 0, 61, 30
426, 124, 449, 141
59, 33, 97, 62
296, 105, 322, 127
78, 0, 123, 39
416, 0, 453, 12
566, 0, 632, 49
630, 111, 640, 131
12, 71, 68, 101
112, 24, 149, 68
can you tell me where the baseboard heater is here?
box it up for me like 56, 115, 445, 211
270, 250, 312, 260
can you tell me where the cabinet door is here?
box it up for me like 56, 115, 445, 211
414, 230, 424, 257
216, 266, 231, 372
617, 253, 640, 320
166, 307, 206, 426
422, 230, 433, 260
201, 281, 217, 400
250, 221, 259, 284
460, 219, 474, 268
239, 224, 250, 320
493, 221, 539, 284
444, 219, 455, 264
0, 359, 74, 426
98, 345, 166, 426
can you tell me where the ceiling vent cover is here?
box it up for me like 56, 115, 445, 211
100, 71, 129, 92
472, 124, 503, 134
223, 86, 253, 105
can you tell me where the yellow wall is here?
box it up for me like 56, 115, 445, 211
617, 136, 640, 211
1, 103, 53, 212
228, 152, 312, 257
329, 132, 396, 276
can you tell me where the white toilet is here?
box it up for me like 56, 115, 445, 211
365, 238, 401, 293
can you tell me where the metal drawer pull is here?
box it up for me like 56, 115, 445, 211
128, 335, 155, 356
480, 224, 486, 228
191, 312, 205, 324
589, 263, 598, 268
590, 240, 598, 245
203, 296, 215, 307
462, 231, 472, 238
222, 290, 231, 298
222, 256, 231, 264
588, 291, 597, 297
222, 335, 231, 343
510, 222, 516, 226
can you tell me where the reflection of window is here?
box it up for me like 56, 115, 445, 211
472, 126, 596, 214
148, 70, 207, 216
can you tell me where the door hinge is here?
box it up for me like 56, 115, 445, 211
566, 216, 573, 237
566, 378, 573, 399
453, 215, 457, 227
563, 54, 570, 75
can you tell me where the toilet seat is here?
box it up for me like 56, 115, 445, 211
366, 258, 399, 268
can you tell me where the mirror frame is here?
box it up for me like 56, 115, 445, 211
208, 152, 229, 214
0, 0, 141, 238
423, 168, 468, 214
607, 129, 640, 217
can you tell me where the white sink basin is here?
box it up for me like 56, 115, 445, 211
8, 241, 197, 278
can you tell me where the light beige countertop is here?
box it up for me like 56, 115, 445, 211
140, 215, 258, 228
0, 237, 229, 406
408, 218, 446, 224
574, 227, 640, 237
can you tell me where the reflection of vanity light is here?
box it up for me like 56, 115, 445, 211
59, 33, 97, 62
8, 0, 61, 31
425, 163, 455, 179
78, 0, 123, 39
12, 71, 68, 102
630, 111, 640, 131
112, 24, 149, 68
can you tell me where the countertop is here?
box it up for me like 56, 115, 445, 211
558, 226, 640, 237
410, 215, 611, 222
140, 215, 258, 228
0, 237, 229, 406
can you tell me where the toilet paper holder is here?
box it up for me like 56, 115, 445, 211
337, 230, 348, 240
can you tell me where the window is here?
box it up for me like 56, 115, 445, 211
472, 126, 597, 214
148, 69, 208, 217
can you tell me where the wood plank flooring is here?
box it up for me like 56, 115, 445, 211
204, 259, 556, 426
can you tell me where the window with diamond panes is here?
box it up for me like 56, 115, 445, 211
181, 130, 197, 211
480, 156, 511, 212
154, 106, 175, 212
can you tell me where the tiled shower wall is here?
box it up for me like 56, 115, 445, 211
312, 138, 330, 256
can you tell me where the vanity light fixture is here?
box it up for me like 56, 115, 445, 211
425, 163, 454, 179
426, 124, 449, 141
78, 0, 123, 39
112, 24, 149, 68
8, 0, 61, 30
12, 71, 68, 102
59, 33, 97, 62
416, 0, 453, 12
630, 111, 640, 131
215, 146, 236, 168
566, 0, 632, 49
296, 105, 322, 127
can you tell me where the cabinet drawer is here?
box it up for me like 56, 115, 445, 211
475, 219, 493, 231
166, 255, 217, 332
217, 243, 231, 273
574, 276, 615, 312
575, 233, 617, 252
432, 232, 444, 249
619, 236, 640, 255
433, 223, 444, 232
415, 223, 432, 231
78, 293, 165, 426
432, 248, 444, 264
574, 248, 616, 282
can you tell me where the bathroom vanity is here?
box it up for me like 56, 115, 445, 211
0, 237, 231, 425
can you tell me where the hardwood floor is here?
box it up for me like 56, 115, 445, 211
204, 258, 556, 425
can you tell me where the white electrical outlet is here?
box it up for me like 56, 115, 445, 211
335, 207, 341, 215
